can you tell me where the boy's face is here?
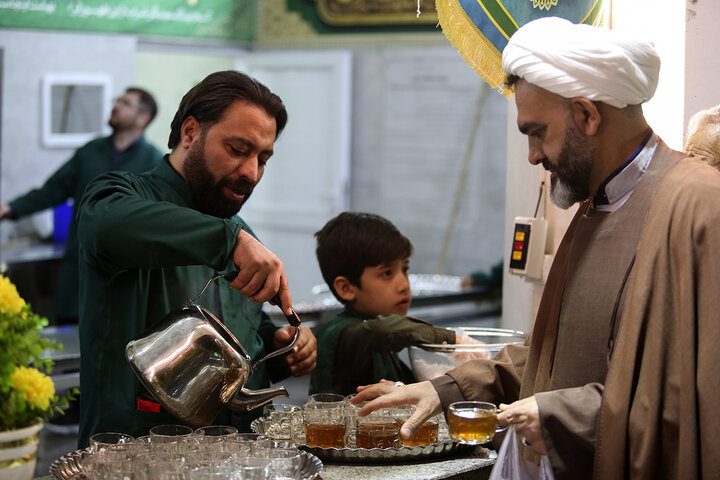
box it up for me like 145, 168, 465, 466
351, 258, 411, 317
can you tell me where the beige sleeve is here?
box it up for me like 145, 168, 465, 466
431, 344, 528, 408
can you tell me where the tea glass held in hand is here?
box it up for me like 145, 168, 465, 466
302, 402, 347, 448
447, 401, 505, 444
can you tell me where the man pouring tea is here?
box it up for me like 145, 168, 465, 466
76, 71, 317, 448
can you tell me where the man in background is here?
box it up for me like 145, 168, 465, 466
0, 87, 162, 325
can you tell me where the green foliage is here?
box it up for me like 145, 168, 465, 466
0, 277, 77, 430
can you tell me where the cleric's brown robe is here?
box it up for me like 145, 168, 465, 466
434, 140, 719, 479
594, 156, 720, 480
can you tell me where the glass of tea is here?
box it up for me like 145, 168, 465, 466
355, 415, 400, 449
302, 402, 347, 448
390, 406, 439, 447
447, 401, 505, 444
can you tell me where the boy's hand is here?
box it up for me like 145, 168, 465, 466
453, 330, 489, 362
274, 325, 317, 376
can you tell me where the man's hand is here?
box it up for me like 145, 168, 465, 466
497, 396, 547, 455
351, 381, 442, 440
0, 204, 13, 221
231, 229, 292, 314
273, 325, 317, 377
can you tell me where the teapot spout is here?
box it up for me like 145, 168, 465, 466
227, 386, 290, 412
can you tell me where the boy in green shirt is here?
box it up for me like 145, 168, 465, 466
310, 212, 466, 396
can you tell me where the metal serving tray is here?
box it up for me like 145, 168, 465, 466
49, 447, 322, 479
251, 417, 474, 464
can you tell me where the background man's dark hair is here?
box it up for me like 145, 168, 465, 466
167, 71, 288, 149
126, 87, 158, 125
315, 212, 413, 303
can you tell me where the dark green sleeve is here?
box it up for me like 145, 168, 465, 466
341, 315, 456, 353
9, 155, 79, 218
77, 172, 240, 274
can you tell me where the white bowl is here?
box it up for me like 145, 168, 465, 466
409, 327, 527, 381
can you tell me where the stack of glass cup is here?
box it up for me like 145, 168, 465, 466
261, 393, 446, 450
84, 424, 307, 479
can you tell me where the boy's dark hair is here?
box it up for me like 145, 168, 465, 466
126, 87, 158, 125
315, 212, 413, 303
167, 70, 288, 149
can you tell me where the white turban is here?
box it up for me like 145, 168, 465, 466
502, 17, 660, 108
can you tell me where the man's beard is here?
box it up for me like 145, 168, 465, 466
182, 136, 255, 218
545, 116, 595, 209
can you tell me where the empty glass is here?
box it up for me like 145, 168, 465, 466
262, 404, 302, 442
150, 424, 194, 437
233, 456, 272, 480
306, 393, 345, 404
258, 448, 303, 480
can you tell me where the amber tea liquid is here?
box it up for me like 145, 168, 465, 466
305, 423, 346, 448
356, 421, 399, 449
399, 421, 439, 447
447, 408, 497, 444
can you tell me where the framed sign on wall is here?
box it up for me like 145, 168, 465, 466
41, 73, 112, 149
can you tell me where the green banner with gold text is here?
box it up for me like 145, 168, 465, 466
0, 0, 256, 42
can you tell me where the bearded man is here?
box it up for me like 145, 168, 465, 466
352, 18, 720, 480
75, 71, 317, 448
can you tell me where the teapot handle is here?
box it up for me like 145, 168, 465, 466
187, 271, 301, 327
221, 271, 301, 327
218, 271, 303, 370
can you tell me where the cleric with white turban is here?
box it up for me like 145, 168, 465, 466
502, 17, 661, 108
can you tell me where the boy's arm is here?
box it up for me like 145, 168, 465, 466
344, 315, 456, 353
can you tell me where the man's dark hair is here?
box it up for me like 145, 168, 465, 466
315, 212, 413, 303
167, 71, 288, 149
126, 87, 158, 125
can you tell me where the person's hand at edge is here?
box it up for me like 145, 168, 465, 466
498, 396, 547, 455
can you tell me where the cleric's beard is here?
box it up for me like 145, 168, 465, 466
547, 116, 595, 209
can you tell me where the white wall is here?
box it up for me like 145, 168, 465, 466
0, 29, 136, 242
684, 0, 720, 133
351, 47, 508, 280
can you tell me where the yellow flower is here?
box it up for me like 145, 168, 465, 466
0, 275, 27, 316
10, 366, 55, 411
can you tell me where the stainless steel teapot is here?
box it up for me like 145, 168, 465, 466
125, 272, 301, 428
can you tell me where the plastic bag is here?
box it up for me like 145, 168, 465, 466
489, 426, 555, 480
